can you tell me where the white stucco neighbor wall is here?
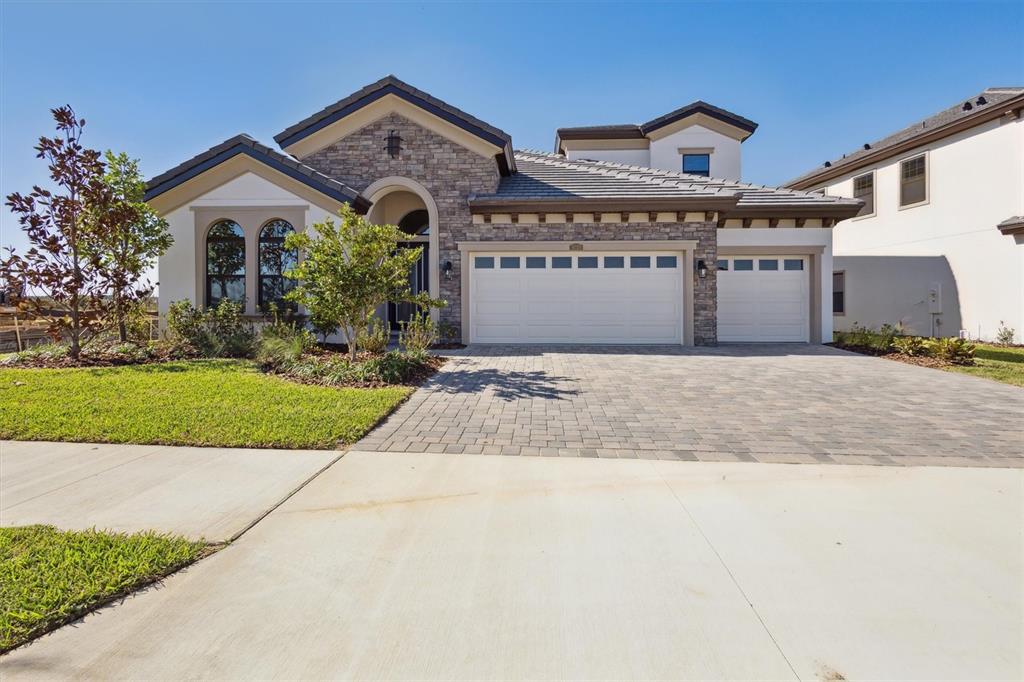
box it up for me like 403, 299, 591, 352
650, 125, 742, 179
565, 148, 650, 166
817, 115, 1024, 342
718, 227, 834, 342
158, 172, 335, 317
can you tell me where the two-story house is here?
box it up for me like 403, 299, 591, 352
788, 88, 1024, 343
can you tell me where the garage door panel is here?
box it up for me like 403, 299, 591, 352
471, 251, 683, 344
717, 255, 809, 343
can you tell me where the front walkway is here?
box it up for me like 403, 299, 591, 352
0, 441, 338, 542
359, 344, 1024, 466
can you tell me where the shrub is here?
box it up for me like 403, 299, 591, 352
892, 336, 927, 357
166, 299, 256, 358
926, 337, 976, 366
1, 342, 70, 366
834, 323, 901, 352
995, 321, 1016, 346
438, 321, 460, 346
399, 312, 436, 355
358, 317, 390, 355
262, 349, 434, 387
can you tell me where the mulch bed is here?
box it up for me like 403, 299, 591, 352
1, 344, 197, 369
267, 352, 447, 389
829, 343, 960, 369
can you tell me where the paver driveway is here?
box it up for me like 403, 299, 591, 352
360, 344, 1024, 466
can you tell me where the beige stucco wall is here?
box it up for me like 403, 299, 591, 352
158, 172, 335, 317
650, 124, 742, 180
817, 115, 1024, 341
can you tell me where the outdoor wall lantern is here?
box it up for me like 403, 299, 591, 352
696, 259, 708, 279
443, 261, 453, 280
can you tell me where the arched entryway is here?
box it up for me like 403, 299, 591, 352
363, 177, 440, 328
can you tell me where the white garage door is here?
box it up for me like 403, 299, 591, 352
717, 256, 809, 342
470, 252, 683, 344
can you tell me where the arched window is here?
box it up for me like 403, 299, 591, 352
206, 220, 245, 307
398, 209, 429, 237
258, 219, 298, 311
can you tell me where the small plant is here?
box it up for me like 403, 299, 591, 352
398, 312, 437, 355
166, 299, 256, 358
892, 336, 927, 357
926, 337, 976, 366
995, 321, 1016, 346
438, 321, 460, 346
358, 317, 390, 355
876, 323, 901, 352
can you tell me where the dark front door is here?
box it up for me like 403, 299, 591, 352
388, 243, 429, 331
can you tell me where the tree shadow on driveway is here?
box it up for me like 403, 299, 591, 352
428, 367, 580, 401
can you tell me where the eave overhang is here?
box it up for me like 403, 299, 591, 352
467, 195, 740, 215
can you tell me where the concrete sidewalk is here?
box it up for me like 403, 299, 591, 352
0, 441, 339, 542
4, 451, 1021, 680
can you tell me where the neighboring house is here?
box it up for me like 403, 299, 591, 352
788, 87, 1024, 343
554, 101, 757, 180
146, 76, 860, 345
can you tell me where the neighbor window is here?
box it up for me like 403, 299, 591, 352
258, 219, 297, 312
833, 271, 845, 314
206, 220, 245, 307
853, 172, 874, 216
899, 155, 927, 207
682, 153, 710, 177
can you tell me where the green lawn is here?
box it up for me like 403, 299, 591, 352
0, 360, 411, 448
948, 344, 1024, 387
0, 525, 205, 652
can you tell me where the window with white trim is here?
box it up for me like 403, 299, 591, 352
899, 155, 927, 207
833, 271, 845, 315
853, 172, 874, 216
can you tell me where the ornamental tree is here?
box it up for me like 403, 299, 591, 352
283, 204, 444, 360
2, 106, 117, 358
93, 151, 173, 342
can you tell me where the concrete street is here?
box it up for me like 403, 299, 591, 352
4, 451, 1021, 680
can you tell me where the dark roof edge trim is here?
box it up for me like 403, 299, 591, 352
997, 217, 1024, 235
556, 127, 645, 141
274, 83, 508, 151
724, 204, 864, 220
144, 144, 370, 213
641, 103, 758, 136
789, 93, 1024, 189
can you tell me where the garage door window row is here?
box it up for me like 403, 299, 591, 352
717, 258, 804, 272
474, 255, 679, 270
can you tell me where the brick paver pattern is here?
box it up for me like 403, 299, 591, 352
358, 345, 1024, 467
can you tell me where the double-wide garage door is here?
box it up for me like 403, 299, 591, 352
469, 252, 683, 344
717, 255, 810, 342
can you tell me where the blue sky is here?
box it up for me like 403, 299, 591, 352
2, 1, 1022, 254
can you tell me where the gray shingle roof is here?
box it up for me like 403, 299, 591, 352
144, 134, 368, 210
273, 75, 516, 174
788, 87, 1024, 187
469, 151, 861, 216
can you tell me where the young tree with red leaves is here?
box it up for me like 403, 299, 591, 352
2, 106, 117, 359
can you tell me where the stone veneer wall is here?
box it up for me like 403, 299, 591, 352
301, 113, 718, 345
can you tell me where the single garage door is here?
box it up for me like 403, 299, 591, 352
469, 252, 683, 344
717, 256, 809, 342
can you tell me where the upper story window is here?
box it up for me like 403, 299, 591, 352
682, 153, 710, 177
853, 172, 874, 217
258, 219, 298, 312
899, 154, 927, 207
206, 220, 245, 308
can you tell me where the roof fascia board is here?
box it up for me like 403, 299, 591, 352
725, 204, 864, 220
789, 93, 1024, 189
558, 138, 650, 152
276, 83, 508, 151
644, 112, 752, 142
146, 153, 367, 216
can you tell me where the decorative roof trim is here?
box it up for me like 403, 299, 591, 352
144, 134, 370, 213
273, 75, 515, 176
467, 196, 740, 214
